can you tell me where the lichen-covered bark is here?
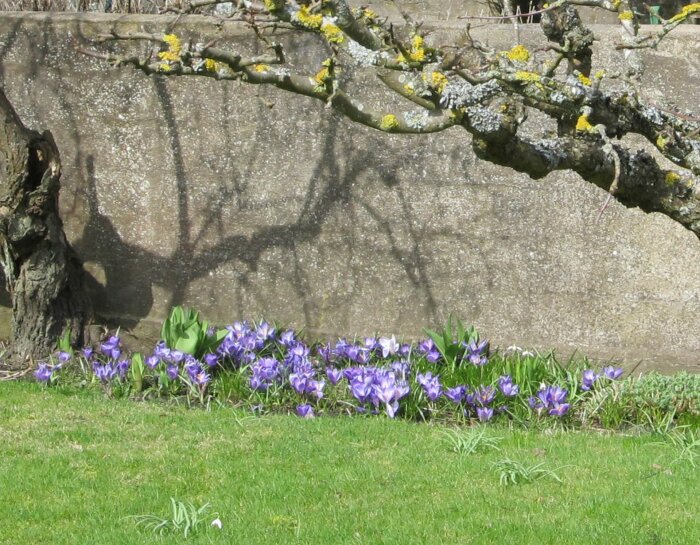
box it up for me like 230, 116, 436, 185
0, 88, 89, 360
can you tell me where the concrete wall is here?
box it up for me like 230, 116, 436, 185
0, 12, 699, 371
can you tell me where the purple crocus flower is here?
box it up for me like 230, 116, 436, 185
202, 353, 219, 368
537, 385, 568, 406
186, 362, 210, 385
390, 360, 410, 380
166, 364, 179, 381
581, 369, 600, 391
249, 374, 268, 391
394, 381, 410, 400
345, 344, 360, 362
364, 337, 379, 352
34, 363, 53, 383
116, 359, 131, 380
317, 343, 334, 363
367, 372, 410, 418
378, 336, 400, 358
168, 350, 185, 364
146, 355, 160, 369
426, 349, 441, 363
307, 379, 326, 400
603, 366, 623, 380
93, 362, 118, 383
398, 344, 412, 358
355, 348, 372, 365
228, 320, 250, 340
473, 385, 496, 406
57, 351, 72, 363
296, 404, 315, 419
464, 340, 489, 366
333, 338, 349, 358
549, 403, 570, 417
445, 385, 467, 404
290, 372, 311, 394
416, 372, 442, 401
252, 358, 281, 382
498, 375, 519, 397
280, 330, 297, 347
154, 341, 170, 361
375, 376, 399, 405
286, 342, 310, 367
325, 367, 343, 385
350, 378, 374, 404
385, 401, 400, 418
255, 321, 275, 341
81, 346, 94, 360
343, 367, 363, 382
417, 338, 436, 354
100, 336, 121, 360
476, 406, 494, 422
416, 371, 434, 388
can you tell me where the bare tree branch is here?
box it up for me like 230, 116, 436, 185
82, 0, 700, 237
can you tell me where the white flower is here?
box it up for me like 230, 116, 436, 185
211, 518, 223, 529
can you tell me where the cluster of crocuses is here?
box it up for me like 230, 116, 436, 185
529, 385, 571, 417
581, 366, 624, 391
318, 335, 412, 364
33, 317, 626, 424
147, 341, 211, 386
34, 350, 71, 383
337, 364, 411, 418
83, 336, 131, 383
413, 372, 520, 422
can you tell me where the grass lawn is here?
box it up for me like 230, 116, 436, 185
0, 381, 698, 545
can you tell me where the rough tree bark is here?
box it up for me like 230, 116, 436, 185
0, 87, 89, 361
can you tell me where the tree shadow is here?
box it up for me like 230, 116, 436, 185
71, 104, 442, 334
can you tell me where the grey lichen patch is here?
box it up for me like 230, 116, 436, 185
565, 75, 588, 99
346, 38, 385, 67
639, 105, 665, 128
531, 139, 564, 170
550, 91, 568, 105
403, 110, 430, 130
439, 80, 501, 110
466, 106, 503, 135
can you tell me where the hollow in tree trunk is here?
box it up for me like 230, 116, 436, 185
0, 87, 90, 362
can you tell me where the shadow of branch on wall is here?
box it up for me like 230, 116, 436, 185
71, 108, 440, 333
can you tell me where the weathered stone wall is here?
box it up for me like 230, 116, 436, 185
0, 12, 699, 371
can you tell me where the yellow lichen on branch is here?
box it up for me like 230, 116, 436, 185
504, 44, 530, 63
263, 0, 282, 12
294, 5, 323, 29
514, 71, 541, 83
314, 67, 331, 85
618, 10, 634, 21
397, 35, 427, 63
431, 71, 449, 94
158, 34, 181, 63
665, 171, 681, 185
380, 114, 399, 131
669, 3, 700, 23
321, 22, 345, 44
576, 114, 595, 133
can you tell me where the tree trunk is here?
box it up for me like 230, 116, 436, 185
0, 87, 90, 362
